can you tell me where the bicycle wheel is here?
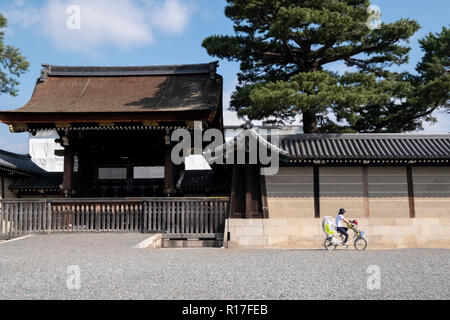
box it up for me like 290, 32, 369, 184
324, 238, 337, 250
354, 238, 367, 251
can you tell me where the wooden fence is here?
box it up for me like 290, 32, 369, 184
0, 198, 229, 239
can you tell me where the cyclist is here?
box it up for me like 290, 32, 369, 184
336, 208, 351, 248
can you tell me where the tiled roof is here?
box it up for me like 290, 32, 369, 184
280, 134, 450, 160
0, 62, 221, 114
0, 149, 46, 176
9, 172, 63, 192
203, 128, 290, 163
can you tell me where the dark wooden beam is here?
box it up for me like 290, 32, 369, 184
1, 175, 5, 199
406, 166, 416, 218
164, 132, 174, 195
164, 151, 174, 195
313, 166, 320, 218
260, 174, 269, 219
62, 146, 74, 197
0, 110, 213, 124
245, 165, 252, 219
229, 164, 239, 218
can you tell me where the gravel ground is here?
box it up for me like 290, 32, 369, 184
0, 234, 448, 300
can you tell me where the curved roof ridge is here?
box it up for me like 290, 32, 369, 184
40, 61, 219, 79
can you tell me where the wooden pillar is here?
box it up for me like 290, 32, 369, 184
229, 164, 240, 218
1, 175, 4, 199
244, 165, 263, 219
164, 130, 174, 195
245, 165, 252, 219
313, 166, 320, 218
62, 146, 74, 197
127, 156, 133, 196
260, 174, 269, 219
406, 166, 416, 218
362, 166, 370, 218
164, 149, 174, 195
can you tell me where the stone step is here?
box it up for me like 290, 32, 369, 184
162, 239, 223, 248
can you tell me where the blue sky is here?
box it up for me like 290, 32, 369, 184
0, 0, 449, 154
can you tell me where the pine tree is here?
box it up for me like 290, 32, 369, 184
202, 0, 422, 132
414, 26, 450, 115
0, 13, 29, 97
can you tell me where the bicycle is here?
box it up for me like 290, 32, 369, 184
324, 220, 367, 251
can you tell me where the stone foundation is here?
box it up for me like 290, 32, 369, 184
225, 218, 450, 249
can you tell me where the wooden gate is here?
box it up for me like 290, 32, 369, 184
0, 197, 229, 240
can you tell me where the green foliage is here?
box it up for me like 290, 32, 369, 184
417, 26, 449, 80
346, 27, 449, 132
415, 26, 450, 114
201, 0, 449, 133
0, 13, 29, 97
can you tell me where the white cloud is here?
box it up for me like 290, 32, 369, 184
149, 0, 193, 34
4, 6, 41, 27
41, 0, 154, 55
4, 0, 193, 55
421, 111, 450, 133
